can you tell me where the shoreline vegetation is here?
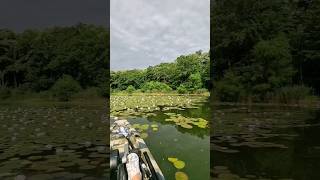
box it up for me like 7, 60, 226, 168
0, 24, 108, 102
111, 51, 210, 95
0, 93, 108, 107
112, 91, 210, 96
210, 89, 320, 108
110, 51, 211, 117
211, 0, 320, 106
1, 20, 319, 106
211, 99, 320, 109
0, 88, 107, 106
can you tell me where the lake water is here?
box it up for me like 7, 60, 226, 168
126, 101, 210, 180
212, 104, 320, 179
0, 102, 108, 180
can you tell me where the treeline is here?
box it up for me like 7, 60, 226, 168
111, 51, 209, 94
0, 24, 109, 100
211, 0, 320, 103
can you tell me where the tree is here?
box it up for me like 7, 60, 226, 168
0, 24, 109, 96
141, 81, 172, 93
214, 71, 244, 102
110, 51, 209, 92
126, 85, 135, 94
246, 35, 294, 99
186, 73, 203, 91
177, 85, 188, 94
211, 0, 320, 101
51, 75, 81, 101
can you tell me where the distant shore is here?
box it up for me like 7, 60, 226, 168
211, 100, 320, 109
0, 90, 107, 107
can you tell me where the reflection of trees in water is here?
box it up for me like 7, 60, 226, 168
212, 105, 320, 179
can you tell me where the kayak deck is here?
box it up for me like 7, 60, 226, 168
110, 119, 165, 180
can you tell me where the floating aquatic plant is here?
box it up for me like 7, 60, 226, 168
140, 133, 148, 139
151, 124, 159, 131
0, 105, 108, 177
164, 113, 176, 116
151, 124, 158, 128
146, 113, 157, 117
165, 115, 208, 129
175, 171, 189, 180
110, 95, 206, 117
140, 124, 149, 130
168, 157, 178, 163
167, 157, 185, 169
132, 123, 151, 132
174, 160, 185, 169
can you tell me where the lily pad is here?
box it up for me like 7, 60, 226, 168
140, 133, 148, 139
146, 113, 157, 117
175, 171, 189, 180
180, 123, 193, 129
140, 124, 149, 130
173, 160, 185, 169
151, 124, 158, 128
168, 157, 178, 163
165, 118, 174, 122
164, 113, 176, 116
164, 114, 208, 129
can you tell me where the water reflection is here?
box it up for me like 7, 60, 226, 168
212, 104, 320, 179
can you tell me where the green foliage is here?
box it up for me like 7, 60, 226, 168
276, 85, 312, 104
141, 81, 172, 93
214, 71, 244, 102
126, 85, 135, 94
248, 35, 294, 100
177, 85, 188, 94
111, 51, 209, 92
51, 75, 81, 101
0, 24, 109, 94
194, 88, 209, 94
211, 0, 320, 102
111, 70, 145, 90
185, 73, 203, 91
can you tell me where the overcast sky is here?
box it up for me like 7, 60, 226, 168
111, 0, 210, 70
0, 0, 108, 32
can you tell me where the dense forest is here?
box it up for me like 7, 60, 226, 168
111, 51, 210, 94
0, 24, 109, 100
211, 0, 320, 103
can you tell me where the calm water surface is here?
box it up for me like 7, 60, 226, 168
0, 102, 108, 180
127, 101, 210, 180
212, 104, 320, 180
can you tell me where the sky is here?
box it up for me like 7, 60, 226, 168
111, 0, 210, 70
0, 0, 108, 32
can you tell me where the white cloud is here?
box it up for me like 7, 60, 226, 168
111, 0, 210, 70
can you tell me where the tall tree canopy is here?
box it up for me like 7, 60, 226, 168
0, 24, 109, 92
111, 51, 210, 92
211, 0, 320, 101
